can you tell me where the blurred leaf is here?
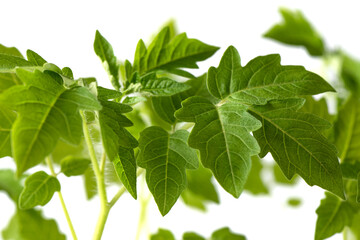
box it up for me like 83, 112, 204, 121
334, 95, 360, 163
0, 169, 24, 202
287, 198, 302, 207
0, 44, 23, 57
211, 227, 246, 240
51, 139, 88, 164
0, 107, 16, 158
264, 8, 325, 56
19, 171, 60, 209
97, 86, 122, 100
183, 232, 205, 240
84, 168, 97, 200
244, 156, 269, 195
341, 53, 360, 96
2, 209, 65, 240
60, 156, 91, 177
150, 229, 175, 240
182, 164, 219, 210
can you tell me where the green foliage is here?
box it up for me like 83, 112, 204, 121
94, 30, 120, 90
182, 164, 219, 210
334, 95, 360, 162
315, 192, 357, 240
264, 8, 325, 56
176, 96, 261, 198
138, 126, 198, 215
0, 169, 24, 201
2, 209, 65, 240
151, 228, 175, 240
19, 171, 60, 209
287, 198, 302, 207
1, 10, 356, 240
60, 156, 91, 177
211, 227, 246, 240
207, 46, 333, 105
244, 156, 269, 194
133, 26, 219, 77
250, 99, 344, 198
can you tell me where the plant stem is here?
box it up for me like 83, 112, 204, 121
45, 157, 78, 240
100, 152, 106, 174
80, 110, 109, 240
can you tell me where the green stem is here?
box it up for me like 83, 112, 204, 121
100, 152, 107, 174
45, 157, 78, 240
80, 110, 109, 240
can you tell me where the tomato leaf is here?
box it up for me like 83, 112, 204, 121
334, 95, 360, 162
0, 69, 101, 175
19, 171, 60, 209
133, 26, 219, 77
0, 107, 16, 158
175, 96, 261, 198
150, 229, 175, 240
211, 227, 246, 240
2, 209, 65, 240
138, 126, 198, 215
207, 46, 334, 105
315, 192, 356, 240
244, 156, 269, 195
94, 30, 120, 90
60, 156, 91, 177
99, 100, 138, 199
264, 8, 325, 56
250, 99, 345, 198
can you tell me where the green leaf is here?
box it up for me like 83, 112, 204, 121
358, 173, 360, 203
0, 72, 22, 93
341, 53, 360, 95
334, 95, 360, 162
340, 162, 360, 179
138, 126, 198, 215
182, 164, 219, 210
0, 69, 101, 175
287, 197, 302, 207
249, 99, 345, 198
62, 67, 74, 79
152, 74, 216, 124
0, 169, 24, 202
94, 30, 120, 90
19, 171, 60, 209
51, 139, 88, 164
139, 72, 190, 96
207, 46, 334, 105
0, 44, 23, 57
26, 50, 47, 66
0, 54, 33, 73
244, 156, 269, 195
134, 26, 219, 76
122, 96, 147, 105
84, 168, 97, 200
97, 86, 122, 100
150, 229, 175, 240
273, 163, 298, 185
345, 211, 360, 239
175, 96, 261, 198
315, 192, 356, 240
2, 209, 65, 240
183, 232, 206, 240
60, 156, 91, 177
211, 227, 246, 240
0, 106, 16, 157
264, 8, 325, 56
99, 100, 138, 199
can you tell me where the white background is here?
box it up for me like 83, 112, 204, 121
1, 0, 359, 239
